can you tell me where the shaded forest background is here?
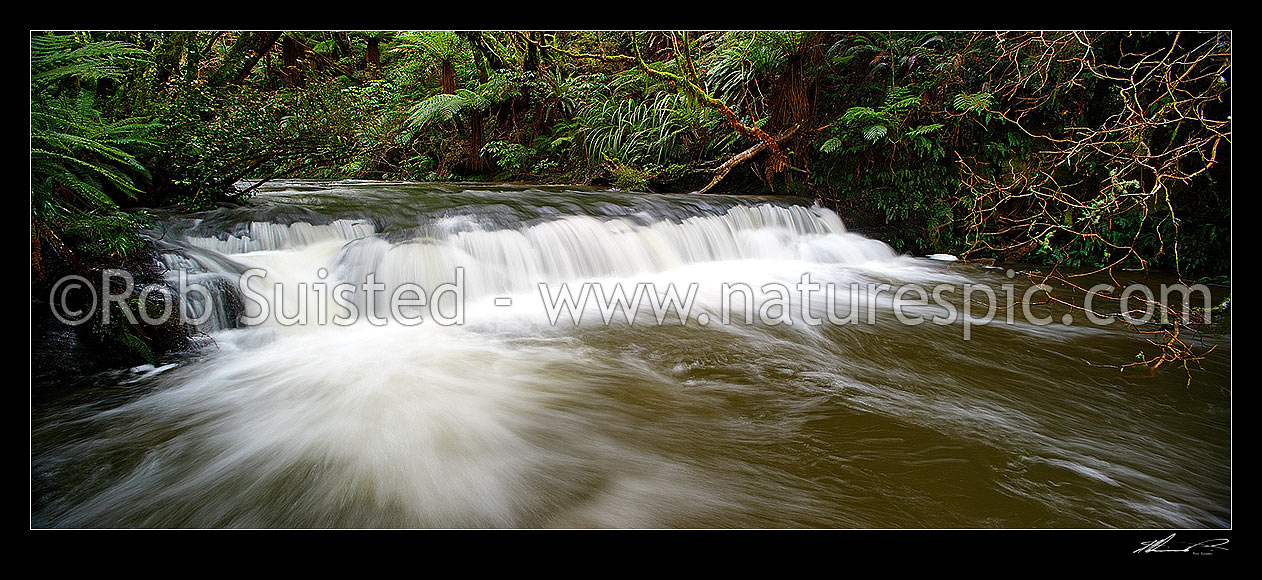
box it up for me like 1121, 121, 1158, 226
31, 31, 1231, 367
32, 30, 1231, 275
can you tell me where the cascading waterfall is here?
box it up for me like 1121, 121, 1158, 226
156, 203, 900, 333
31, 183, 1230, 529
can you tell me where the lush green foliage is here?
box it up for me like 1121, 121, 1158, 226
31, 33, 159, 271
31, 31, 1231, 278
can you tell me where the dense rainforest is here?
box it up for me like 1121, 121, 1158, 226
30, 30, 1231, 369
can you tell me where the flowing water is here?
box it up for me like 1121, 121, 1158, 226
30, 182, 1231, 528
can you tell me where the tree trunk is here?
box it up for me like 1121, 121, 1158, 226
468, 49, 489, 172
461, 31, 506, 71
441, 58, 456, 94
766, 33, 821, 190
281, 34, 305, 87
469, 113, 487, 172
366, 37, 381, 77
518, 32, 548, 142
768, 54, 812, 133
333, 32, 353, 64
153, 32, 189, 89
524, 35, 539, 73
209, 32, 282, 87
184, 32, 220, 81
436, 58, 461, 176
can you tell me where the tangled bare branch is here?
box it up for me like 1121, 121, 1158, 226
955, 32, 1230, 279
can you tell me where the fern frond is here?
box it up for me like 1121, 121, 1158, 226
905, 123, 944, 137
32, 149, 142, 197
31, 34, 150, 94
862, 124, 888, 142
406, 93, 467, 128
953, 92, 994, 113
819, 137, 844, 154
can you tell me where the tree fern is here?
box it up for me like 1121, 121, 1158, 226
31, 33, 158, 267
31, 33, 150, 95
830, 84, 947, 151
405, 72, 519, 130
699, 31, 804, 116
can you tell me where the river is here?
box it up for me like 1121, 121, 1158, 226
30, 181, 1231, 528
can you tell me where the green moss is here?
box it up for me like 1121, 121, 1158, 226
610, 159, 653, 191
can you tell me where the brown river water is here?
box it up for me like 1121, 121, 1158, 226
30, 182, 1231, 528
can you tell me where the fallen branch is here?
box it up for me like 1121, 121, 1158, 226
694, 122, 802, 194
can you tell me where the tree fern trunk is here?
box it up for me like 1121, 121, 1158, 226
469, 49, 489, 172
767, 33, 822, 190
282, 34, 305, 87
366, 37, 381, 78
470, 112, 487, 172
441, 59, 456, 94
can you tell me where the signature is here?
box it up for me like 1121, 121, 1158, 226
1134, 533, 1229, 554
